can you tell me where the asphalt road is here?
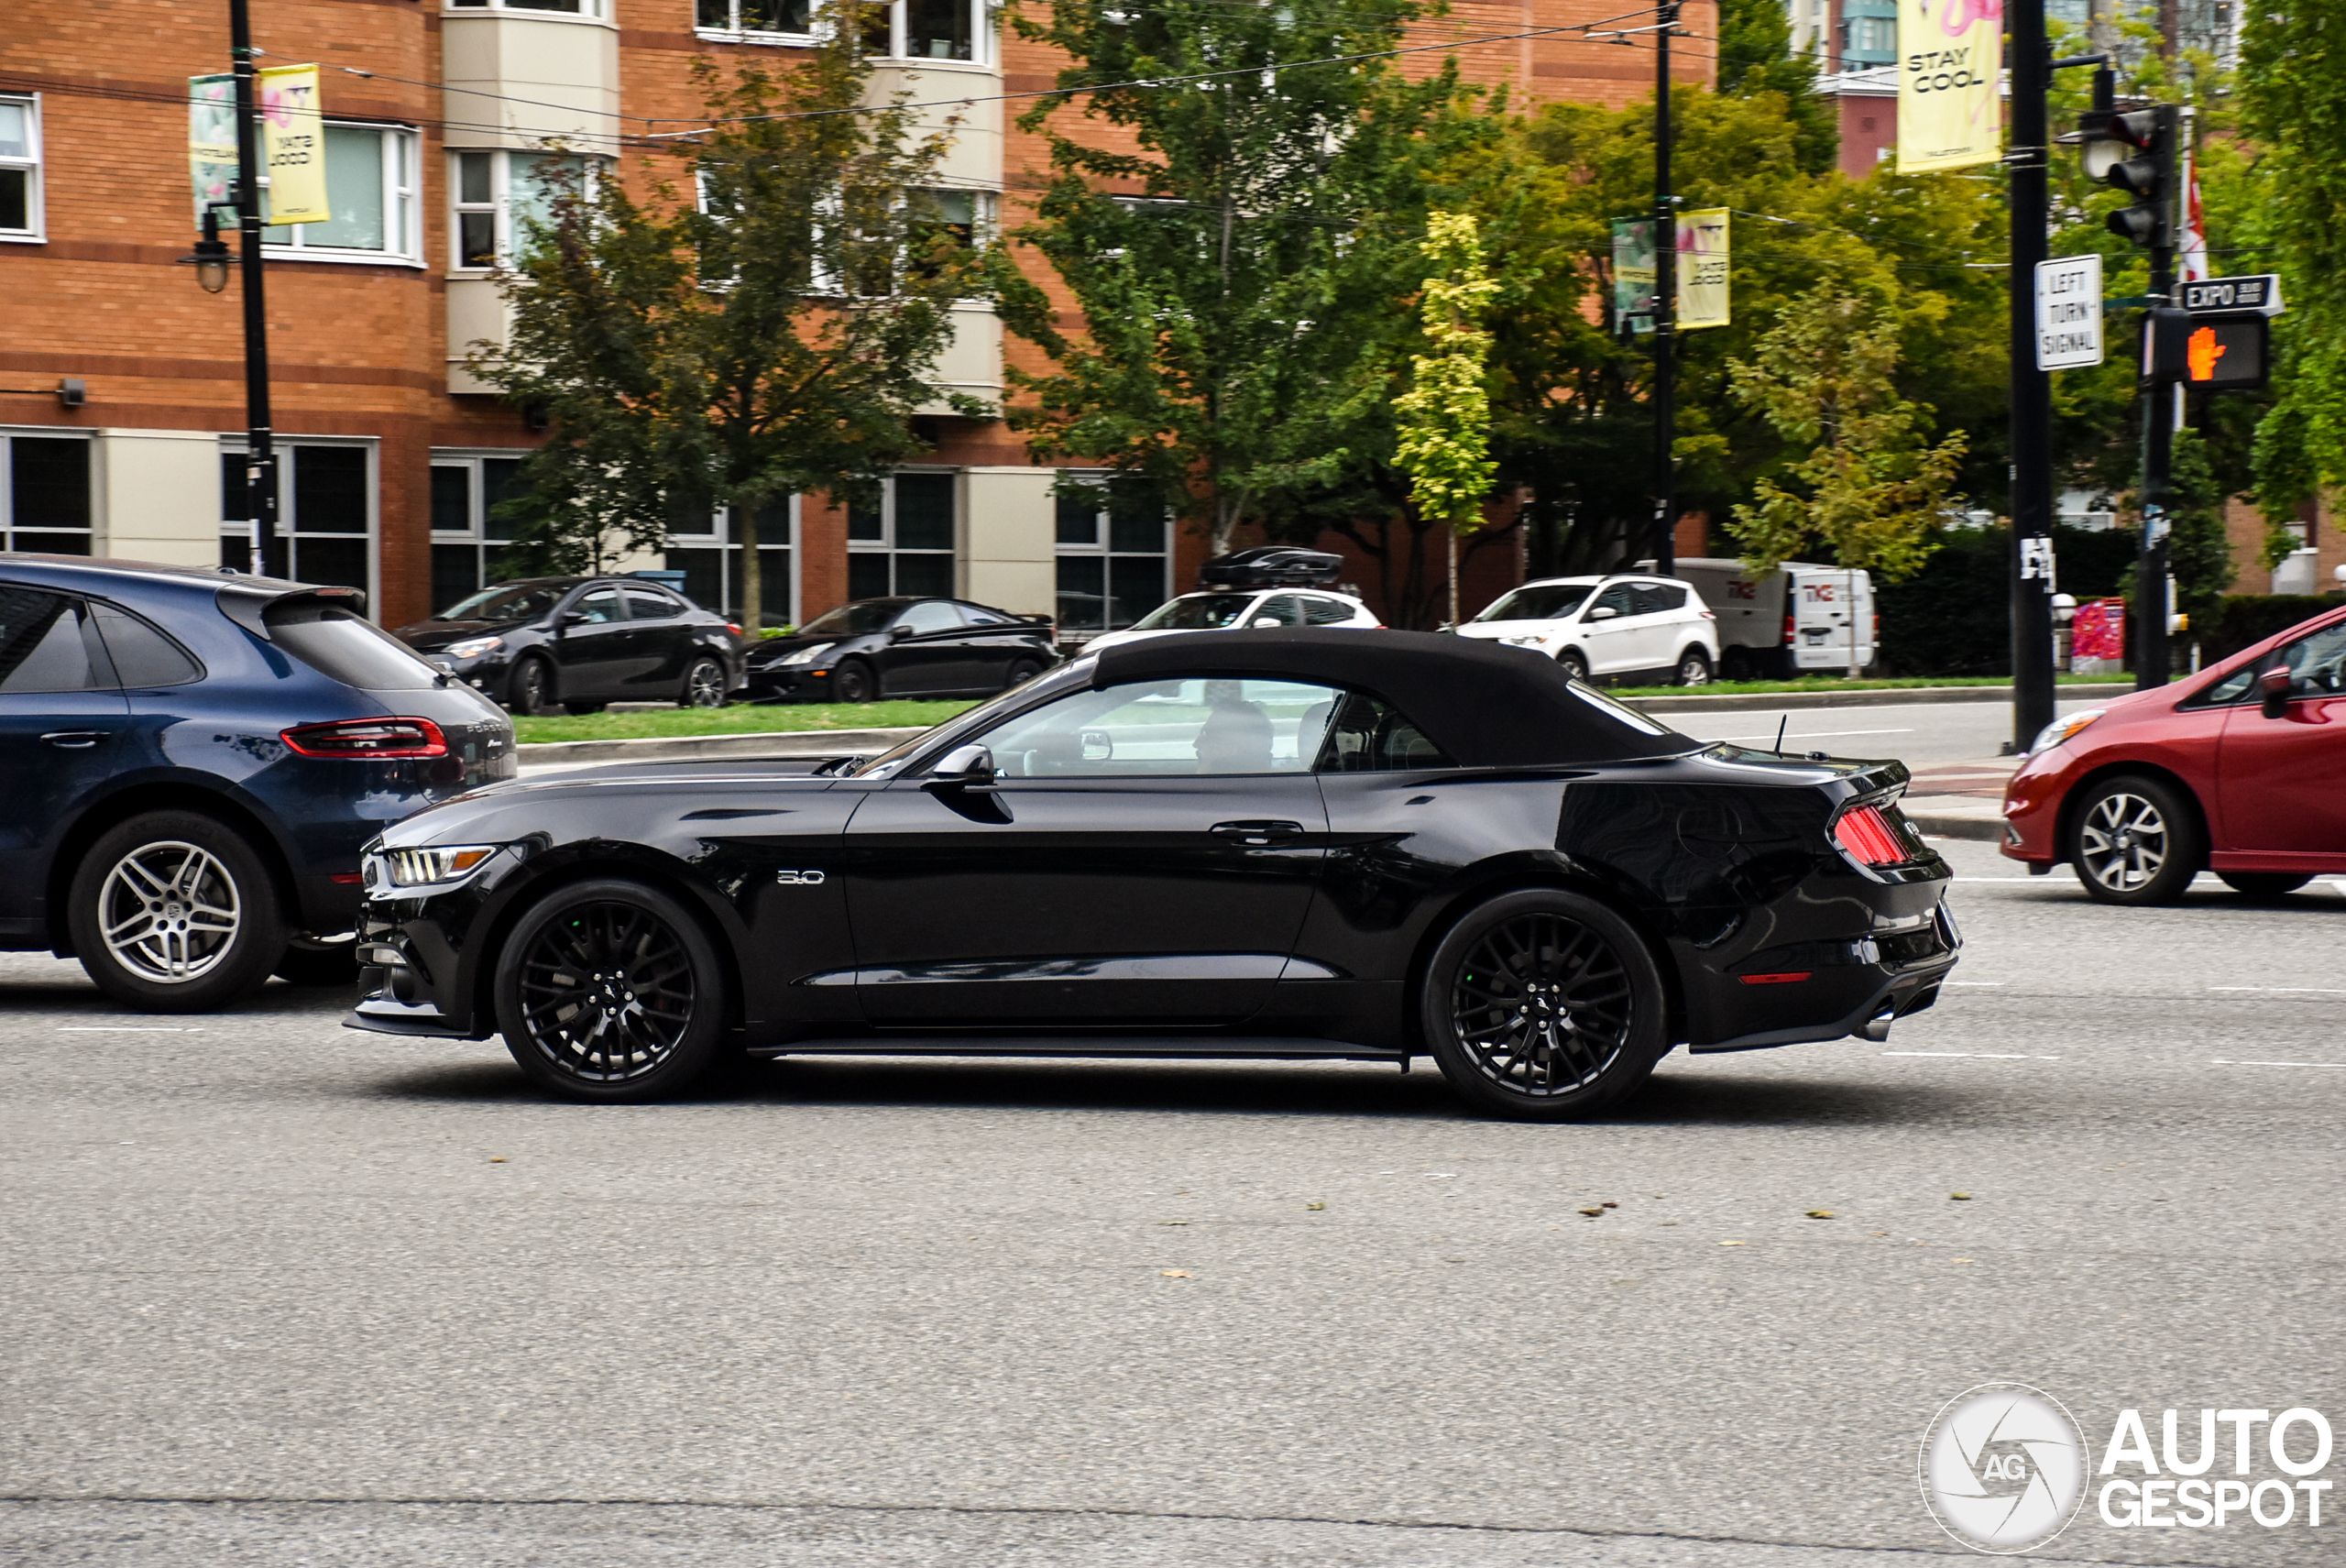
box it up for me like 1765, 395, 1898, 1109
1662, 695, 2110, 769
4, 839, 2341, 1567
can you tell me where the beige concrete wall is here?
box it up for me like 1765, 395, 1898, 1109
961, 466, 1055, 617
444, 277, 508, 394
442, 12, 622, 151
95, 430, 221, 567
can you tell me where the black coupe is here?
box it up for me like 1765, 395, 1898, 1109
742, 597, 1058, 703
349, 630, 1959, 1120
394, 576, 743, 716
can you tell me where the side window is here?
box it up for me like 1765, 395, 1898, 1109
1246, 595, 1303, 628
1316, 691, 1456, 773
959, 603, 1014, 626
2277, 622, 2346, 696
93, 605, 202, 687
0, 587, 109, 693
571, 587, 623, 624
1588, 584, 1636, 620
2196, 661, 2262, 707
895, 600, 965, 636
1636, 583, 1688, 614
1302, 596, 1355, 626
980, 677, 1341, 778
621, 587, 684, 620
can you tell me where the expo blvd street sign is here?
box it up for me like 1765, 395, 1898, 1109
2181, 273, 2285, 316
2034, 254, 2103, 370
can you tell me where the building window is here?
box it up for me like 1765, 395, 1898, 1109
666, 497, 795, 623
446, 0, 608, 16
452, 150, 588, 270
0, 95, 42, 241
260, 125, 419, 262
848, 472, 955, 600
860, 0, 989, 62
429, 453, 531, 611
1841, 15, 1896, 58
220, 443, 373, 595
696, 0, 814, 38
1053, 474, 1168, 636
1, 433, 91, 553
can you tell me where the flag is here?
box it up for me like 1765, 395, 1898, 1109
189, 74, 237, 221
1676, 209, 1730, 330
1610, 217, 1659, 334
258, 65, 330, 225
2176, 144, 2209, 284
1897, 0, 2001, 172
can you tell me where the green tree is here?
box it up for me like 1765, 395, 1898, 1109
994, 0, 1489, 565
1393, 211, 1499, 626
477, 23, 982, 630
1715, 0, 1836, 175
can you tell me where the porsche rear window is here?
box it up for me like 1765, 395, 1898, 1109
266, 602, 441, 691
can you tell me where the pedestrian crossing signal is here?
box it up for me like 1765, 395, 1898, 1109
2180, 317, 2266, 390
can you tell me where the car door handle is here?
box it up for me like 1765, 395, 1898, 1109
1211, 819, 1304, 846
41, 730, 107, 750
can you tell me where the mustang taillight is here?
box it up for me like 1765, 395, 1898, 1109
1834, 804, 1912, 868
281, 718, 449, 759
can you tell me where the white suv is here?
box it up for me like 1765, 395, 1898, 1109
1453, 575, 1720, 685
1083, 587, 1380, 653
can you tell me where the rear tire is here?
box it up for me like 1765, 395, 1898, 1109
678, 656, 728, 708
1420, 888, 1669, 1121
563, 701, 607, 717
1554, 648, 1591, 682
830, 660, 876, 704
509, 657, 555, 718
67, 811, 285, 1012
1001, 657, 1045, 693
1674, 647, 1714, 686
494, 878, 730, 1102
2067, 774, 2206, 905
1720, 647, 1752, 682
2218, 871, 2314, 898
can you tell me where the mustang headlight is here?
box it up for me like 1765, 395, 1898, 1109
441, 635, 505, 660
2029, 709, 2104, 755
773, 641, 836, 668
367, 844, 503, 891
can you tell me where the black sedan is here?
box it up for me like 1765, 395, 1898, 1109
394, 577, 743, 716
350, 630, 1959, 1119
743, 597, 1057, 703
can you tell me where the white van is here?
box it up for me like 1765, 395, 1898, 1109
1672, 558, 1875, 679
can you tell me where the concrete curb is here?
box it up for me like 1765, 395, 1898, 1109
517, 726, 925, 767
1902, 803, 2008, 843
1627, 683, 2125, 714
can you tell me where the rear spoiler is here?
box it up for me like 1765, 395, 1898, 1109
214, 580, 368, 640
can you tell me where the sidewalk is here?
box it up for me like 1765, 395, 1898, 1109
1900, 757, 2019, 842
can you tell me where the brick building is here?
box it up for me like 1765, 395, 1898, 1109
2, 1, 1711, 635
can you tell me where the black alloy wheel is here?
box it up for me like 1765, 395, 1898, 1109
67, 811, 286, 1012
1554, 648, 1591, 682
830, 660, 877, 704
679, 656, 728, 708
1420, 888, 1668, 1121
494, 879, 729, 1102
2218, 871, 2314, 898
2067, 773, 2205, 905
1002, 657, 1045, 692
1675, 648, 1714, 687
510, 657, 555, 718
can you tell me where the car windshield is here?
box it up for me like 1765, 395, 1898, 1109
1129, 594, 1257, 630
436, 583, 570, 624
1473, 584, 1593, 622
800, 600, 905, 637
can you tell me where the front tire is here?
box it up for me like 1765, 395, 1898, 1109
1420, 888, 1669, 1121
67, 812, 285, 1012
830, 660, 877, 704
2219, 871, 2313, 898
1554, 648, 1591, 682
510, 657, 555, 718
1674, 647, 1714, 686
2068, 774, 2205, 905
678, 656, 728, 708
494, 878, 730, 1102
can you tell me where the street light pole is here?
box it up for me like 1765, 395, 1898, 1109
227, 0, 280, 578
1650, 0, 1679, 576
2006, 0, 2056, 755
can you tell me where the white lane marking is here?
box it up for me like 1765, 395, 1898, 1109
1952, 877, 2043, 883
1884, 1051, 1971, 1057
2213, 1058, 2346, 1069
1712, 727, 1918, 741
57, 1026, 205, 1033
1944, 981, 2005, 986
1884, 1051, 2060, 1060
2209, 986, 2346, 994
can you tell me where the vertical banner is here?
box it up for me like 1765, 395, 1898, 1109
258, 64, 330, 225
1676, 208, 1730, 330
1610, 217, 1659, 334
189, 73, 238, 221
1897, 0, 2001, 172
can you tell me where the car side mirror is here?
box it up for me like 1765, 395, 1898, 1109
926, 742, 996, 792
2260, 665, 2294, 718
1587, 605, 1619, 621
558, 609, 588, 629
887, 623, 915, 641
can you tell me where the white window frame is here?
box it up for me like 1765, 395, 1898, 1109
260, 123, 421, 266
849, 470, 960, 598
0, 93, 44, 244
1052, 469, 1169, 639
695, 0, 819, 44
864, 0, 993, 65
450, 149, 595, 273
666, 497, 800, 624
0, 428, 93, 551
428, 450, 532, 609
218, 437, 380, 609
444, 0, 608, 19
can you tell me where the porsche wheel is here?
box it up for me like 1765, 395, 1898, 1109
830, 660, 876, 704
1554, 648, 1591, 682
678, 656, 728, 708
2068, 774, 2204, 905
494, 879, 729, 1102
1421, 888, 1668, 1121
67, 812, 285, 1012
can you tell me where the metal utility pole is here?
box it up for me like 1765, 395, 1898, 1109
1650, 0, 1679, 576
2134, 107, 2183, 691
229, 0, 280, 578
2006, 0, 2056, 754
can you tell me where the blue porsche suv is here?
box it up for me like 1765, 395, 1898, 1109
0, 555, 514, 1011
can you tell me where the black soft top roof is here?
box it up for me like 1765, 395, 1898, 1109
1089, 629, 1696, 766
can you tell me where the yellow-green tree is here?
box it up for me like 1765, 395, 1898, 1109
1393, 210, 1498, 627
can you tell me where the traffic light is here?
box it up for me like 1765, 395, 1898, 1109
2075, 105, 2176, 250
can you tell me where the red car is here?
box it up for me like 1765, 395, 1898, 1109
2001, 603, 2346, 903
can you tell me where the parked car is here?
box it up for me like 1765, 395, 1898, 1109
0, 554, 513, 1010
1453, 574, 1721, 685
349, 629, 1958, 1117
1083, 587, 1381, 654
1674, 558, 1876, 679
2001, 602, 2346, 903
741, 597, 1057, 703
392, 576, 743, 716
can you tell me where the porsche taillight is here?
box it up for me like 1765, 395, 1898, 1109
280, 718, 449, 759
1833, 804, 1912, 868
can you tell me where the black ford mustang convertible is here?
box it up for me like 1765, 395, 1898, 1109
349, 630, 1958, 1119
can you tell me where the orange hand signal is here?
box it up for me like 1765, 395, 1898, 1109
2187, 325, 2227, 382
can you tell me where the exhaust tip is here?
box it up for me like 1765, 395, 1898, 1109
1856, 1009, 1896, 1044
